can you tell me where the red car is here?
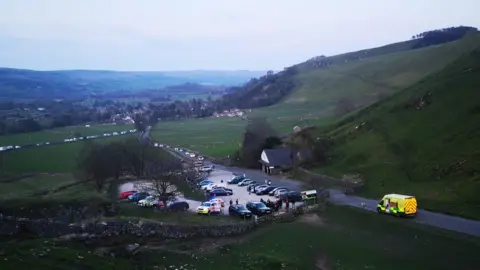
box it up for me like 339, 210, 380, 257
120, 190, 137, 199
153, 201, 165, 208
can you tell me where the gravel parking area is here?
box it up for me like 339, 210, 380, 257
192, 168, 288, 215
119, 167, 301, 216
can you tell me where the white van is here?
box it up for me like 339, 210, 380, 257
301, 190, 318, 201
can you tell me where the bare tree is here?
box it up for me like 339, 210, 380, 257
76, 140, 129, 192
76, 142, 112, 192
145, 152, 186, 204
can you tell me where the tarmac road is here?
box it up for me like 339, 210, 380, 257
169, 148, 480, 237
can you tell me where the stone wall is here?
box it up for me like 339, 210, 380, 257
0, 201, 323, 241
256, 204, 322, 226
0, 216, 255, 239
0, 202, 117, 223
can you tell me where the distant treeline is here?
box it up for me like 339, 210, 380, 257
411, 26, 477, 49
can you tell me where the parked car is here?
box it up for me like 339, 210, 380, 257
210, 189, 229, 196
128, 192, 149, 202
253, 185, 269, 193
280, 191, 303, 203
228, 204, 252, 219
269, 187, 287, 196
166, 201, 190, 211
138, 196, 157, 207
196, 201, 221, 215
204, 182, 227, 192
198, 156, 204, 161
210, 198, 225, 207
199, 165, 214, 172
246, 201, 272, 216
275, 189, 289, 198
238, 179, 253, 186
247, 184, 260, 192
211, 187, 233, 195
256, 186, 277, 195
152, 200, 166, 209
227, 174, 246, 184
198, 180, 214, 187
120, 190, 137, 199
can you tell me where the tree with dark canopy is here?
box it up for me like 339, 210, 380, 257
237, 117, 281, 168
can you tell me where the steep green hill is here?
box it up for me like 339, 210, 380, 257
281, 34, 480, 115
221, 33, 480, 136
313, 49, 480, 219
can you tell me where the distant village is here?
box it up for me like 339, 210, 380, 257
212, 108, 250, 118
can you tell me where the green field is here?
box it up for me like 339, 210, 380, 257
2, 135, 135, 173
151, 117, 246, 157
2, 205, 478, 269
0, 174, 76, 199
0, 124, 134, 146
312, 49, 480, 219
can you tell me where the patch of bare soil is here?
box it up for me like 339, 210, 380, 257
298, 213, 325, 226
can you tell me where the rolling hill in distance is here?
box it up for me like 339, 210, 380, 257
0, 68, 266, 99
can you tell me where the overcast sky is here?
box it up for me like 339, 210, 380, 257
0, 0, 478, 71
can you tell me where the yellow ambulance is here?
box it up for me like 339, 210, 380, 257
376, 194, 417, 217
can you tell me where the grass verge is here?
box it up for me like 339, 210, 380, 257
1, 205, 479, 269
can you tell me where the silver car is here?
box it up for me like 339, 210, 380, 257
253, 185, 269, 193
275, 189, 289, 198
238, 179, 253, 186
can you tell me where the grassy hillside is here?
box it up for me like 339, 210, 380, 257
281, 34, 480, 117
151, 35, 480, 158
313, 49, 480, 219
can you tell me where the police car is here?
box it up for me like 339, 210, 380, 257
196, 201, 221, 215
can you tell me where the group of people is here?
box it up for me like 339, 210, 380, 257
260, 198, 284, 211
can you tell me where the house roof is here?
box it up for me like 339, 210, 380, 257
262, 148, 293, 167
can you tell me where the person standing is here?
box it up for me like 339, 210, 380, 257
268, 180, 272, 186
265, 178, 268, 185
235, 198, 239, 205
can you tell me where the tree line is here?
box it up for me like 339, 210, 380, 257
76, 137, 203, 203
411, 26, 477, 49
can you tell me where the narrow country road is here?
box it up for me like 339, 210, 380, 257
140, 126, 151, 143
163, 149, 480, 237
217, 163, 480, 237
